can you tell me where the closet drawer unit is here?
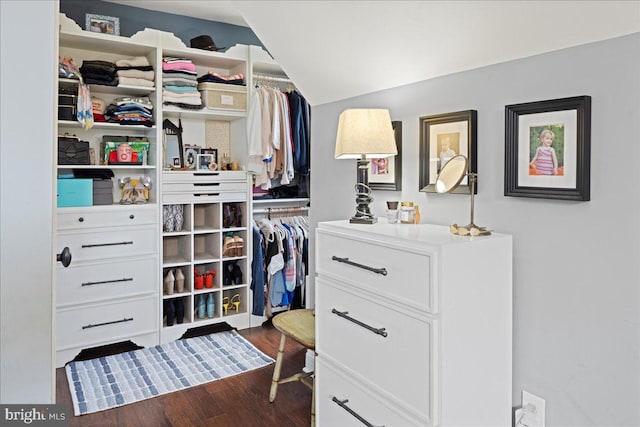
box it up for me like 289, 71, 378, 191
57, 206, 157, 230
57, 225, 156, 262
56, 295, 157, 350
316, 277, 434, 420
317, 229, 435, 312
162, 171, 247, 183
57, 256, 157, 307
317, 358, 425, 427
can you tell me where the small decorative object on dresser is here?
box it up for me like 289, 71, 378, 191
315, 221, 512, 426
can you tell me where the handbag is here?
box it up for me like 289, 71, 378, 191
58, 136, 90, 165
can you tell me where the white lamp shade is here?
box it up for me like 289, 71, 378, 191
335, 109, 398, 159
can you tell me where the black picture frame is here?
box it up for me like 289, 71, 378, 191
505, 96, 591, 201
369, 121, 403, 191
201, 148, 219, 165
419, 110, 477, 194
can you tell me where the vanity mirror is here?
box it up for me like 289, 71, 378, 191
163, 118, 185, 170
436, 154, 490, 236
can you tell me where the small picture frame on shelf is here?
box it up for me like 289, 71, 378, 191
183, 146, 201, 170
201, 148, 218, 165
85, 14, 120, 36
196, 154, 215, 171
172, 157, 181, 167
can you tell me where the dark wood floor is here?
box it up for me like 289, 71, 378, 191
56, 323, 312, 426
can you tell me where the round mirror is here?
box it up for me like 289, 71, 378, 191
435, 155, 468, 193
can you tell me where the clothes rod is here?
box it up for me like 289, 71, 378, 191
252, 73, 293, 84
253, 206, 310, 215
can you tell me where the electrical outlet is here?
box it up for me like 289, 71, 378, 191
515, 390, 545, 427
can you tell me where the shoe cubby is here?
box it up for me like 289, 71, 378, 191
193, 261, 220, 290
222, 202, 245, 229
193, 291, 220, 322
222, 259, 246, 287
222, 288, 247, 317
161, 266, 190, 296
193, 203, 220, 231
222, 230, 246, 259
193, 232, 220, 262
163, 295, 192, 327
162, 235, 191, 265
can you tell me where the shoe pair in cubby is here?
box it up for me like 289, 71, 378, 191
195, 293, 216, 319
194, 268, 216, 290
164, 297, 186, 326
164, 267, 186, 295
223, 260, 244, 286
222, 232, 244, 257
163, 204, 185, 232
223, 203, 243, 228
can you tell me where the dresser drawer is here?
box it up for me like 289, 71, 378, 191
57, 256, 157, 307
162, 191, 247, 204
163, 181, 246, 195
163, 170, 247, 183
57, 225, 156, 262
316, 277, 434, 420
57, 205, 157, 230
56, 295, 157, 350
316, 358, 426, 427
317, 229, 435, 312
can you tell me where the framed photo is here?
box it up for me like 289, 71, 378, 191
183, 146, 201, 170
419, 110, 477, 193
505, 96, 591, 201
201, 148, 218, 165
85, 14, 120, 36
369, 121, 402, 191
196, 154, 215, 170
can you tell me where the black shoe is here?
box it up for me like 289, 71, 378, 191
164, 300, 175, 326
175, 298, 184, 324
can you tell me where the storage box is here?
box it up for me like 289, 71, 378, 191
57, 179, 93, 207
197, 82, 247, 111
104, 141, 150, 165
58, 94, 77, 106
58, 105, 77, 121
92, 179, 113, 205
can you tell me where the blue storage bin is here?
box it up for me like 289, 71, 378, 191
57, 178, 93, 207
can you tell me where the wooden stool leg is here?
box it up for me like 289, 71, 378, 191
269, 333, 287, 402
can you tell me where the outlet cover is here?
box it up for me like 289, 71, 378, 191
521, 390, 545, 427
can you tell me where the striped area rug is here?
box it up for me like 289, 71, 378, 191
65, 331, 274, 416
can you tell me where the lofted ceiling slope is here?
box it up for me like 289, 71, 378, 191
105, 1, 640, 106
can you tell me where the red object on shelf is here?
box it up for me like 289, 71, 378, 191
194, 275, 204, 290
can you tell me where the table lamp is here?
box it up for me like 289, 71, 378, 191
335, 109, 397, 224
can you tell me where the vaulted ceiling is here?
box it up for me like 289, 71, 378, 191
106, 1, 640, 106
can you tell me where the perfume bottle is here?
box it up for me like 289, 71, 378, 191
222, 152, 231, 170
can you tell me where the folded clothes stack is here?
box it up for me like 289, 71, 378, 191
197, 72, 245, 86
115, 56, 155, 88
80, 60, 118, 86
105, 96, 154, 127
162, 57, 202, 109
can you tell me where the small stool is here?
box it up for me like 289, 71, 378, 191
269, 309, 316, 426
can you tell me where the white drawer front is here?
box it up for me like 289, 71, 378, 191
57, 257, 157, 307
317, 358, 425, 427
162, 192, 246, 204
57, 226, 156, 262
57, 296, 157, 350
162, 171, 247, 183
57, 206, 157, 230
316, 277, 434, 420
317, 230, 435, 312
163, 181, 247, 194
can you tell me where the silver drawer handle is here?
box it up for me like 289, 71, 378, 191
82, 317, 133, 330
81, 277, 133, 287
82, 241, 133, 248
331, 256, 387, 276
194, 172, 220, 176
331, 397, 384, 427
331, 309, 388, 337
193, 183, 221, 187
193, 193, 220, 197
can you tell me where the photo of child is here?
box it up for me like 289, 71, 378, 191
371, 157, 389, 175
437, 133, 459, 172
529, 126, 564, 176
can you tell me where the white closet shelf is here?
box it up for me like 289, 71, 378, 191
58, 120, 157, 130
162, 47, 245, 69
252, 198, 309, 204
57, 165, 156, 170
59, 79, 155, 96
60, 30, 155, 56
162, 106, 246, 121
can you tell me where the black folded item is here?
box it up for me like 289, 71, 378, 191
80, 60, 117, 75
58, 136, 89, 165
116, 65, 154, 71
72, 168, 114, 180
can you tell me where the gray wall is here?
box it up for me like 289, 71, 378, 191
1, 1, 56, 403
60, 0, 263, 51
310, 34, 640, 426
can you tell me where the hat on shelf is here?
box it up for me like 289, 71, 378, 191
190, 35, 225, 52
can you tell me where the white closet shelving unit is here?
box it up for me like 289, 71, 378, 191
55, 15, 161, 368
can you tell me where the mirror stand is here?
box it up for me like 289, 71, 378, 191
450, 172, 491, 236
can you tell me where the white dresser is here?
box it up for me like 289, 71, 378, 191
55, 206, 159, 367
315, 220, 512, 426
